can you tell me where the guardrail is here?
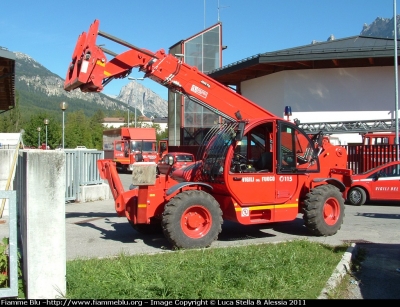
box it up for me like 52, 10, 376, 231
64, 149, 104, 201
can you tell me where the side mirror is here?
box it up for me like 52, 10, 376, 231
168, 156, 174, 166
373, 172, 382, 181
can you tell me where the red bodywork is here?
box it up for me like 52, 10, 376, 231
347, 132, 400, 172
103, 127, 158, 171
157, 152, 195, 175
67, 20, 353, 248
363, 132, 400, 145
345, 160, 400, 206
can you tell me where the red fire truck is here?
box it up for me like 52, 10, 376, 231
103, 127, 158, 172
359, 132, 399, 172
298, 120, 400, 173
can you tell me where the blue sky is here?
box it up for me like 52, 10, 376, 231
1, 0, 397, 100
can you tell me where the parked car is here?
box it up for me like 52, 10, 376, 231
157, 152, 195, 175
345, 161, 400, 206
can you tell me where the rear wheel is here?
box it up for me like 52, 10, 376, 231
303, 184, 345, 236
162, 190, 223, 249
347, 187, 367, 206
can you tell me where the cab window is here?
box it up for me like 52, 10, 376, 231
231, 123, 273, 173
277, 122, 319, 173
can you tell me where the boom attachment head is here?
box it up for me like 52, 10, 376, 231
64, 20, 108, 92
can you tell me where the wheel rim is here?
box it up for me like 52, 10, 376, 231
181, 205, 212, 238
349, 190, 361, 204
323, 197, 340, 226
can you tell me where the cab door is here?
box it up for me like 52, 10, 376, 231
274, 122, 299, 204
113, 140, 128, 163
227, 122, 276, 206
275, 121, 320, 205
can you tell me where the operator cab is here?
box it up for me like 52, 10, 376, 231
229, 121, 320, 175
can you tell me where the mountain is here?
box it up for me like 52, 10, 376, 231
360, 15, 400, 38
14, 52, 168, 120
116, 81, 168, 118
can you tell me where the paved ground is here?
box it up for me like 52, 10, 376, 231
1, 173, 399, 299
344, 242, 400, 299
63, 198, 400, 260
63, 198, 400, 299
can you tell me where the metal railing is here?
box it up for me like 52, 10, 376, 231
64, 149, 104, 201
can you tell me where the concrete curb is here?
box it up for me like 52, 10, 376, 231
318, 243, 356, 299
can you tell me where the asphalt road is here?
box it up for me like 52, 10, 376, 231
65, 195, 400, 258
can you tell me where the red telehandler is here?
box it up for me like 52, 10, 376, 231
64, 20, 352, 249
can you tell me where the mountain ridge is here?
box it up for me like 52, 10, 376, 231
360, 16, 400, 38
14, 52, 168, 119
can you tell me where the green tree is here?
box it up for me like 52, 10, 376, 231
65, 110, 93, 148
0, 91, 22, 133
90, 110, 106, 150
22, 113, 61, 148
157, 128, 168, 142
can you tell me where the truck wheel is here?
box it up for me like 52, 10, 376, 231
129, 218, 162, 235
303, 184, 345, 236
347, 187, 367, 206
162, 190, 223, 249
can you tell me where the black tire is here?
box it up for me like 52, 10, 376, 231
303, 184, 345, 236
161, 190, 223, 249
347, 187, 367, 206
129, 218, 163, 235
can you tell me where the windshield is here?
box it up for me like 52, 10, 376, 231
176, 155, 194, 162
198, 122, 238, 182
130, 141, 156, 152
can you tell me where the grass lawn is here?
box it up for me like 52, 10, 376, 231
65, 239, 349, 299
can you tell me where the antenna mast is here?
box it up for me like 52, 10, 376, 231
204, 0, 206, 28
217, 0, 229, 22
218, 0, 220, 21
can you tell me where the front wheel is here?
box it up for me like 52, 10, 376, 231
303, 184, 345, 236
347, 187, 367, 206
162, 190, 223, 249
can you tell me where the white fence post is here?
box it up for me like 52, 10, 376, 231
17, 150, 66, 299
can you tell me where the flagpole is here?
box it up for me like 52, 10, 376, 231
128, 100, 130, 127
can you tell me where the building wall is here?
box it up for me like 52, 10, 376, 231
103, 121, 167, 131
102, 123, 125, 128
241, 66, 398, 144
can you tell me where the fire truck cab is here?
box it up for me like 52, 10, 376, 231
363, 132, 400, 145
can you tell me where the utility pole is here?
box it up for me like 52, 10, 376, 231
127, 77, 144, 127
